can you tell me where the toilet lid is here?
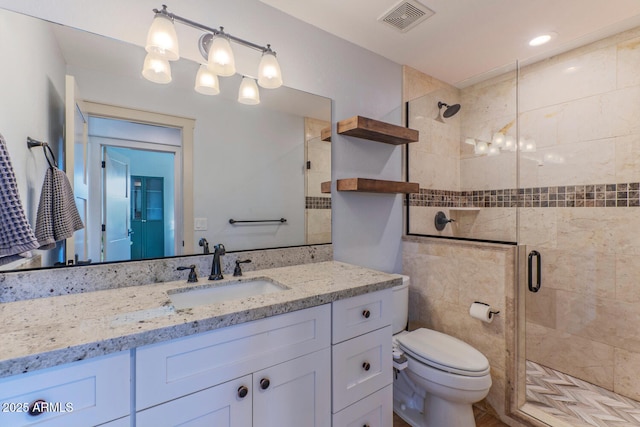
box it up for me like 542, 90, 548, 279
397, 329, 490, 377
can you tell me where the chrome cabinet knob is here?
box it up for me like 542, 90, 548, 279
362, 361, 371, 371
362, 309, 371, 318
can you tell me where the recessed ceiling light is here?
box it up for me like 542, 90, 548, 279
529, 32, 557, 47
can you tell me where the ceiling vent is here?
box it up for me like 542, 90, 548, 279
378, 0, 434, 33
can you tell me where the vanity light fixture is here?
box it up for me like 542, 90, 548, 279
194, 64, 220, 95
238, 76, 260, 105
143, 4, 283, 102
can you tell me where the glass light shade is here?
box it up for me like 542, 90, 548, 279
142, 53, 172, 84
194, 65, 220, 95
475, 140, 488, 155
145, 14, 179, 61
208, 35, 236, 77
238, 77, 260, 105
258, 51, 283, 89
487, 145, 500, 156
503, 135, 516, 151
464, 137, 476, 146
522, 139, 537, 152
491, 132, 505, 148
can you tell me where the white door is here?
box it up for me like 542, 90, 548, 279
102, 147, 131, 262
136, 375, 252, 427
253, 348, 331, 427
64, 75, 89, 265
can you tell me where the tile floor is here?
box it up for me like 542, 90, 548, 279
526, 360, 640, 426
393, 406, 508, 427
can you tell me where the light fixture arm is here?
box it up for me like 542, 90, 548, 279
153, 4, 273, 55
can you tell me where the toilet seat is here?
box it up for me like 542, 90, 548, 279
397, 329, 490, 377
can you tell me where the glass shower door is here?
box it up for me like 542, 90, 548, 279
518, 25, 640, 426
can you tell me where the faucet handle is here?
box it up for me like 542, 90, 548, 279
214, 243, 226, 255
233, 259, 252, 276
177, 265, 198, 283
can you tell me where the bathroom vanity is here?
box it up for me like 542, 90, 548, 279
0, 261, 398, 426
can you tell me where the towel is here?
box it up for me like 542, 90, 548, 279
0, 133, 39, 256
35, 166, 84, 250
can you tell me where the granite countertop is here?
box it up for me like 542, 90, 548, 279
0, 261, 400, 379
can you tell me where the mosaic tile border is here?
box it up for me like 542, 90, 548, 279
305, 196, 331, 209
408, 183, 640, 208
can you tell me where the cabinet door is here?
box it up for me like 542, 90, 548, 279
136, 375, 252, 427
253, 348, 331, 427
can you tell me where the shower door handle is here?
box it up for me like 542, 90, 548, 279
528, 250, 541, 293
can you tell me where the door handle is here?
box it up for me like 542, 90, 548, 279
528, 250, 541, 293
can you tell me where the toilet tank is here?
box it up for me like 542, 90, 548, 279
392, 275, 410, 334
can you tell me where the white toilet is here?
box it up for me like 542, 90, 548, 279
392, 275, 492, 427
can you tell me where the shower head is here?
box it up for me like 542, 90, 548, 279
438, 101, 461, 118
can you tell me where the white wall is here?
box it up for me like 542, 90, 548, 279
0, 0, 404, 273
0, 8, 66, 266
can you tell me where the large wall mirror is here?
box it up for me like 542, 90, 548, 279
0, 7, 332, 272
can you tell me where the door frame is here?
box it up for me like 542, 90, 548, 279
83, 102, 195, 257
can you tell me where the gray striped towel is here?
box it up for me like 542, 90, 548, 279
35, 166, 84, 250
0, 133, 39, 256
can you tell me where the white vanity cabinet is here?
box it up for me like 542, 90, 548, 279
135, 304, 331, 427
331, 289, 393, 426
0, 351, 130, 427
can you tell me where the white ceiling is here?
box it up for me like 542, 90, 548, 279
260, 0, 640, 87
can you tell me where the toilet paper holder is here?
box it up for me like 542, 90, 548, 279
474, 301, 500, 319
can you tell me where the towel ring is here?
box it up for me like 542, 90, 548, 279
27, 137, 58, 168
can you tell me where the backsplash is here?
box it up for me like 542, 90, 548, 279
0, 244, 332, 303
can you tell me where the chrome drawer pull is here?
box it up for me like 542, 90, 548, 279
362, 309, 371, 319
362, 361, 371, 371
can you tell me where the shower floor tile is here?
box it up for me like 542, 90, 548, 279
526, 360, 640, 427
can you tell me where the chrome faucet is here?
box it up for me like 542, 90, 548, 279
209, 243, 226, 280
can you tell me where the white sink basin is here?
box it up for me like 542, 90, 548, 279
168, 278, 288, 310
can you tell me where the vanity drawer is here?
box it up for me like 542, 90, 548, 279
332, 326, 392, 412
136, 304, 330, 410
332, 288, 392, 344
332, 384, 392, 427
0, 351, 130, 427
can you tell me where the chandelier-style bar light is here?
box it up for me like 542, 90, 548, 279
142, 4, 283, 105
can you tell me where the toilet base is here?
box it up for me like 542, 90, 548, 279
393, 368, 479, 427
423, 393, 476, 427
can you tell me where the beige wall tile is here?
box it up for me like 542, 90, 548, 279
519, 208, 557, 248
519, 46, 617, 113
525, 322, 614, 390
530, 247, 616, 299
615, 253, 640, 304
556, 208, 617, 254
614, 348, 640, 401
525, 288, 556, 330
615, 134, 640, 182
612, 299, 640, 353
617, 36, 640, 89
554, 290, 617, 346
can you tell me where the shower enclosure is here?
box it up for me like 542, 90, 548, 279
406, 23, 640, 427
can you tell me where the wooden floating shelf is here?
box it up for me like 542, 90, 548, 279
320, 126, 332, 142
335, 178, 419, 194
337, 116, 419, 145
321, 181, 331, 194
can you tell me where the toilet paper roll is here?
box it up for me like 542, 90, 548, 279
469, 302, 494, 323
